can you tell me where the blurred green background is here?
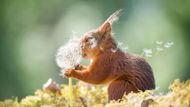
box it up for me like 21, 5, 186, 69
0, 0, 190, 100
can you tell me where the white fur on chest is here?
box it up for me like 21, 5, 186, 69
90, 59, 93, 64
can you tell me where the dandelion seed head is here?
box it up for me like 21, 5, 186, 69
164, 42, 174, 48
143, 49, 152, 54
117, 41, 129, 51
156, 46, 163, 51
155, 86, 160, 91
159, 92, 163, 95
56, 36, 82, 73
143, 49, 153, 58
145, 54, 152, 57
122, 46, 129, 50
156, 41, 163, 45
117, 41, 123, 46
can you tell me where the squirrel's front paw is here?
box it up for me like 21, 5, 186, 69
75, 64, 84, 70
64, 69, 75, 77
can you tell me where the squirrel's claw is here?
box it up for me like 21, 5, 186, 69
64, 69, 75, 77
75, 64, 84, 70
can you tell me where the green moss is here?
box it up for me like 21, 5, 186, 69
0, 79, 190, 107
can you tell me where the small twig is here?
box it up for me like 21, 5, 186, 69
79, 97, 87, 107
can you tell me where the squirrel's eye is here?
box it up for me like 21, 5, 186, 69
85, 37, 92, 42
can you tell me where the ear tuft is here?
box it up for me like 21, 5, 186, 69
97, 9, 123, 38
98, 9, 123, 34
105, 9, 123, 25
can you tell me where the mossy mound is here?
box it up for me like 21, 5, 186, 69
0, 79, 190, 107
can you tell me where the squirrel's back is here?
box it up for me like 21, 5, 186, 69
108, 49, 155, 90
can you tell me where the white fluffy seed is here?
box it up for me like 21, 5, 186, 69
55, 36, 82, 74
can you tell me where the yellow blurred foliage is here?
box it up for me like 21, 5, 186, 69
0, 79, 189, 107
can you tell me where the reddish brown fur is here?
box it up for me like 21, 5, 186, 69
64, 10, 155, 101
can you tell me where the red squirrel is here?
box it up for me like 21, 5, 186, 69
64, 9, 155, 101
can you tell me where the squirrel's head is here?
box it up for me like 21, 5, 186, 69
80, 9, 123, 59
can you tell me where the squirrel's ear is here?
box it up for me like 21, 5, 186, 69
97, 9, 123, 36
98, 22, 112, 34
